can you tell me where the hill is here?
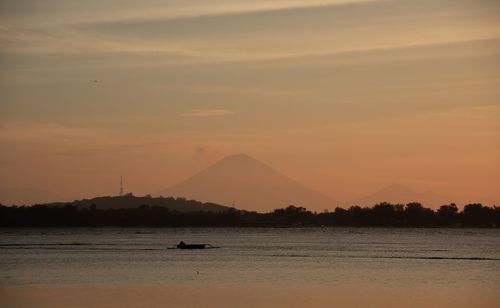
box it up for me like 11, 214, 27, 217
39, 194, 230, 213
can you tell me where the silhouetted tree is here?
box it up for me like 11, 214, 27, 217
437, 203, 458, 226
349, 206, 370, 225
462, 203, 495, 227
272, 205, 314, 225
0, 198, 498, 228
370, 202, 404, 226
404, 202, 434, 226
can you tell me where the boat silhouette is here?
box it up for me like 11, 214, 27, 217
176, 241, 206, 249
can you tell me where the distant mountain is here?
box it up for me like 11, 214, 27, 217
157, 153, 335, 212
40, 194, 230, 213
351, 184, 449, 207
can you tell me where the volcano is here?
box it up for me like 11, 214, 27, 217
157, 154, 335, 212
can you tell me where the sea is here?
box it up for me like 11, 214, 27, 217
1, 227, 499, 289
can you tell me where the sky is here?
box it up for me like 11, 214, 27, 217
0, 0, 499, 207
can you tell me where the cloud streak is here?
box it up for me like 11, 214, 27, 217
2, 0, 499, 67
180, 109, 235, 117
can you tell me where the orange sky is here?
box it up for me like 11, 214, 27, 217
0, 0, 499, 207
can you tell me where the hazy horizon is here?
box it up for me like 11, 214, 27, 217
0, 152, 494, 209
1, 0, 499, 208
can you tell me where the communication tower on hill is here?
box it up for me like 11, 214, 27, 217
119, 176, 124, 196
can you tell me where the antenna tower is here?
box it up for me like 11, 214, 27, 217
119, 176, 124, 196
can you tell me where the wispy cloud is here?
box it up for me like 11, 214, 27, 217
180, 109, 235, 117
45, 1, 379, 28
0, 123, 94, 143
3, 0, 499, 68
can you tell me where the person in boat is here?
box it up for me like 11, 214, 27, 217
177, 241, 186, 249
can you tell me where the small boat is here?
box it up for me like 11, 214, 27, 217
177, 241, 206, 249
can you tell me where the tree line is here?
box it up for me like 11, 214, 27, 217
0, 202, 498, 227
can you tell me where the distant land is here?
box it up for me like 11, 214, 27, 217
157, 153, 335, 212
1, 179, 498, 227
0, 154, 487, 209
29, 194, 231, 213
1, 198, 498, 227
350, 184, 449, 208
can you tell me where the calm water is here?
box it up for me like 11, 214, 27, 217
1, 228, 499, 288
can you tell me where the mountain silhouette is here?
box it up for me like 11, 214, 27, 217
157, 153, 335, 212
351, 184, 449, 207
